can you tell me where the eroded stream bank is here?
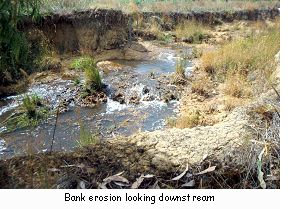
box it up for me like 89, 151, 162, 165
0, 7, 280, 189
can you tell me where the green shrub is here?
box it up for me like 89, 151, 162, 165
73, 77, 81, 85
70, 56, 102, 91
189, 31, 207, 44
159, 33, 174, 43
0, 0, 41, 85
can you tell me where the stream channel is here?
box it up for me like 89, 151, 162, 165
0, 45, 194, 159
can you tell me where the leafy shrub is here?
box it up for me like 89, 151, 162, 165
70, 56, 102, 91
159, 33, 174, 43
0, 0, 41, 85
73, 77, 81, 85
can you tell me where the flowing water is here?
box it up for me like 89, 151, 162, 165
0, 46, 193, 159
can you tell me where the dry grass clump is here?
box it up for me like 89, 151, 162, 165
202, 22, 279, 94
244, 101, 280, 189
167, 109, 201, 129
175, 58, 186, 78
223, 97, 246, 112
223, 72, 252, 98
191, 73, 214, 97
175, 21, 210, 44
138, 0, 278, 13
149, 21, 164, 39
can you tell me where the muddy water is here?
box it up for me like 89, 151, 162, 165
0, 47, 193, 159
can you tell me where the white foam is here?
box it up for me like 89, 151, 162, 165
0, 101, 19, 116
140, 100, 167, 109
158, 52, 176, 63
0, 138, 6, 153
0, 126, 7, 133
106, 98, 128, 113
127, 83, 145, 96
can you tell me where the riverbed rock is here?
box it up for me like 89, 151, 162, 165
128, 94, 141, 105
162, 91, 177, 103
79, 92, 108, 107
97, 61, 125, 73
112, 91, 126, 104
142, 86, 150, 95
124, 42, 150, 60
142, 94, 155, 101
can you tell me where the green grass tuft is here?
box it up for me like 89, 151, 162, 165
77, 122, 99, 147
84, 66, 102, 91
70, 56, 96, 71
2, 94, 49, 132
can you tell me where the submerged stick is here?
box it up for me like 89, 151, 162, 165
50, 105, 60, 153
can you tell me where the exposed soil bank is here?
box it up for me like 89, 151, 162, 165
141, 8, 280, 27
22, 9, 129, 54
0, 9, 280, 189
20, 8, 280, 54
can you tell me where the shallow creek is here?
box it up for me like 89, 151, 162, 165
0, 46, 193, 159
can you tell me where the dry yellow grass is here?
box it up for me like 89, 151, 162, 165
223, 72, 252, 98
223, 97, 246, 112
191, 73, 214, 96
167, 109, 201, 129
175, 20, 209, 43
202, 21, 279, 95
41, 0, 279, 14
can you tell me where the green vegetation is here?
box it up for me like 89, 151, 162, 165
70, 56, 96, 71
22, 94, 42, 118
159, 33, 174, 44
84, 65, 102, 91
73, 77, 81, 86
1, 94, 49, 132
70, 56, 102, 91
0, 0, 41, 85
77, 122, 99, 147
